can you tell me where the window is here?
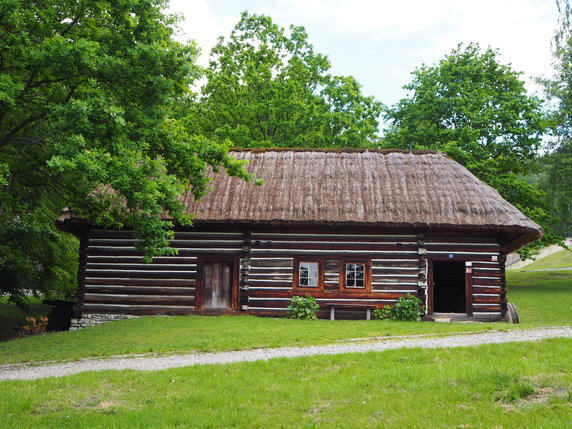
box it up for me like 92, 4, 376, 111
345, 263, 365, 288
294, 257, 370, 292
299, 261, 319, 287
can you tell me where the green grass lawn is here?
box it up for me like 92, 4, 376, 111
1, 338, 571, 428
0, 270, 570, 365
507, 270, 572, 326
518, 248, 572, 270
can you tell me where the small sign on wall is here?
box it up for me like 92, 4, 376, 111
492, 255, 498, 261
466, 267, 472, 274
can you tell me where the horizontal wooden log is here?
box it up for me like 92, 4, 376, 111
85, 278, 196, 287
372, 286, 417, 293
471, 286, 501, 294
245, 280, 293, 288
86, 256, 198, 264
472, 269, 501, 277
84, 294, 195, 306
82, 304, 195, 315
425, 236, 498, 244
250, 242, 419, 251
472, 304, 502, 312
471, 277, 502, 286
86, 263, 197, 271
425, 252, 499, 259
85, 285, 195, 296
249, 258, 293, 268
87, 248, 241, 257
472, 295, 501, 304
250, 233, 417, 242
247, 274, 293, 281
89, 239, 244, 249
90, 230, 243, 240
371, 266, 418, 272
86, 270, 197, 279
249, 249, 419, 257
424, 243, 499, 251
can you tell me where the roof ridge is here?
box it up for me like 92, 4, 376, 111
229, 148, 441, 155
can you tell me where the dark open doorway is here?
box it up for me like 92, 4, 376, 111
433, 261, 466, 313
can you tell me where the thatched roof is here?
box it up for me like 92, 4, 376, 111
57, 149, 542, 252
181, 149, 541, 251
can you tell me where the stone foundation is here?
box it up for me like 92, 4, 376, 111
69, 313, 139, 330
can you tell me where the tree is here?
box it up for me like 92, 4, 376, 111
383, 43, 556, 255
198, 12, 383, 148
536, 1, 572, 238
0, 0, 255, 303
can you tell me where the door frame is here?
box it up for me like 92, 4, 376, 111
427, 257, 473, 317
196, 256, 240, 313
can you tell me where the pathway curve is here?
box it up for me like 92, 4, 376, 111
1, 326, 571, 381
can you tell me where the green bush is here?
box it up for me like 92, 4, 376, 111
374, 294, 425, 321
287, 295, 320, 320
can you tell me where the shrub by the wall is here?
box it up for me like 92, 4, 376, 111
374, 294, 425, 321
287, 295, 320, 320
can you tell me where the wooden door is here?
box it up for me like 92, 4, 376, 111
203, 261, 233, 310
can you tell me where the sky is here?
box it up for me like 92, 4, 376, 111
167, 0, 559, 108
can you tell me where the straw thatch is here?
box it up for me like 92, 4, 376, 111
180, 149, 541, 250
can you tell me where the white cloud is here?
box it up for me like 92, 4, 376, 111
166, 0, 239, 66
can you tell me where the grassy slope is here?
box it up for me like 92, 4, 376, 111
2, 339, 571, 428
518, 248, 572, 270
507, 270, 572, 326
0, 270, 570, 365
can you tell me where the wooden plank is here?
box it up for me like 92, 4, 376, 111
473, 296, 501, 304
470, 277, 502, 286
250, 233, 417, 241
84, 285, 195, 295
82, 304, 195, 315
86, 256, 198, 264
85, 278, 196, 287
86, 263, 197, 271
472, 286, 501, 294
245, 280, 293, 287
472, 304, 502, 312
86, 270, 197, 279
84, 294, 195, 306
249, 258, 293, 268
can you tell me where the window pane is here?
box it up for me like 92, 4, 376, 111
345, 263, 366, 288
299, 262, 319, 287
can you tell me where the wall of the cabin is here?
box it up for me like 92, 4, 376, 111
73, 228, 506, 323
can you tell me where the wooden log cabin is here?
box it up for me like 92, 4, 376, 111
57, 149, 543, 324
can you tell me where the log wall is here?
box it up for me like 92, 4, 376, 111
76, 228, 506, 321
425, 236, 504, 319
242, 232, 421, 317
81, 229, 243, 315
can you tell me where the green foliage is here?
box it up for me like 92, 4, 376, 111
374, 294, 425, 321
539, 12, 572, 237
0, 0, 257, 299
383, 43, 556, 255
287, 295, 320, 320
198, 12, 383, 148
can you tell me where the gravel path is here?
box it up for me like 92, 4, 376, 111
1, 326, 571, 381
